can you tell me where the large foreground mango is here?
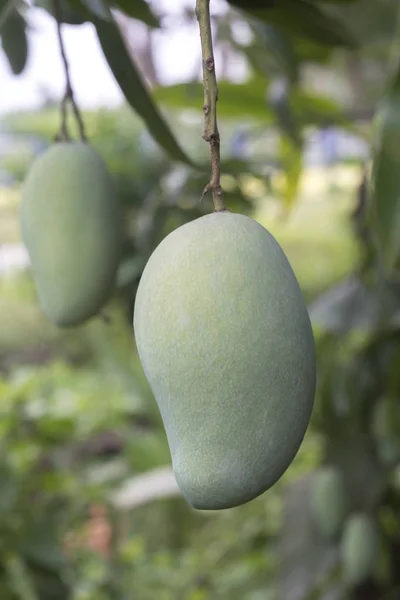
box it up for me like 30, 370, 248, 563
20, 142, 121, 327
134, 211, 316, 510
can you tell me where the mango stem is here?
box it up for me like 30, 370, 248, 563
53, 0, 87, 143
196, 0, 227, 213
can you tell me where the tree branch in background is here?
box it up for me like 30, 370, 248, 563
196, 0, 226, 212
53, 0, 87, 142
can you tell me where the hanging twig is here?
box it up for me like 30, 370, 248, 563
53, 0, 87, 142
196, 0, 226, 212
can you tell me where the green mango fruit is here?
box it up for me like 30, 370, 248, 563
341, 513, 380, 586
311, 466, 348, 540
20, 141, 121, 327
133, 211, 316, 510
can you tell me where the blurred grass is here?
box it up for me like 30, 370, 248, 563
0, 273, 55, 351
0, 186, 21, 243
254, 164, 360, 299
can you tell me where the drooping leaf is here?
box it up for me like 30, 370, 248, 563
1, 8, 28, 75
369, 62, 400, 274
111, 0, 160, 28
327, 0, 398, 48
79, 0, 111, 20
251, 22, 299, 83
34, 0, 87, 25
229, 0, 357, 48
228, 0, 276, 8
268, 79, 302, 147
94, 15, 196, 167
310, 0, 359, 3
0, 0, 16, 33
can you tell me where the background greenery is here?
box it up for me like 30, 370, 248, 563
1, 0, 400, 598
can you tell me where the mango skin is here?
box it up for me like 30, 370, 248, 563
20, 142, 121, 327
134, 212, 316, 510
311, 466, 348, 540
341, 514, 380, 586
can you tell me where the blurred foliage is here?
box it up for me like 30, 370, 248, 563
0, 305, 321, 599
1, 0, 400, 599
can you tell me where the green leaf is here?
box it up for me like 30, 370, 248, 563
80, 0, 111, 20
0, 0, 16, 33
111, 0, 160, 28
290, 90, 357, 136
310, 0, 359, 3
1, 9, 28, 75
278, 135, 303, 210
34, 0, 87, 25
94, 15, 196, 167
251, 22, 299, 83
269, 80, 302, 147
153, 78, 348, 129
227, 0, 275, 9
293, 37, 333, 64
229, 0, 357, 48
153, 78, 273, 121
37, 415, 76, 443
369, 66, 400, 274
311, 0, 358, 3
328, 0, 398, 48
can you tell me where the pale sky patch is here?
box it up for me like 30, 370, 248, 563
0, 0, 227, 115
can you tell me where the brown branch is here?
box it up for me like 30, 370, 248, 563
54, 0, 87, 142
195, 0, 226, 212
